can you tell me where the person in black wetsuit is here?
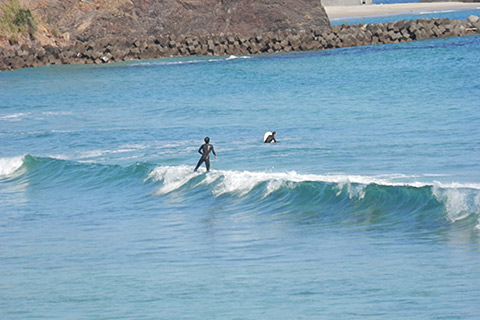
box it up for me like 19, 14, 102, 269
194, 137, 217, 172
264, 131, 277, 143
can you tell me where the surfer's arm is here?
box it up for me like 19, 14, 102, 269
198, 145, 203, 155
211, 147, 217, 158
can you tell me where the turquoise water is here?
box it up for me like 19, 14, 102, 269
1, 32, 480, 318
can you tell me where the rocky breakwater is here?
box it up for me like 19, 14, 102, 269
331, 15, 480, 47
1, 15, 480, 71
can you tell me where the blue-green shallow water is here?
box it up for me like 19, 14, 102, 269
1, 34, 480, 318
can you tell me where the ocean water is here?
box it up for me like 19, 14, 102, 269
1, 27, 480, 319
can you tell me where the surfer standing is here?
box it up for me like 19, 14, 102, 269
264, 131, 277, 143
194, 137, 217, 172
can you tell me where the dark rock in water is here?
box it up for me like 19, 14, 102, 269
468, 15, 480, 28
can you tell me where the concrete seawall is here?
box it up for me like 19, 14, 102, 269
1, 16, 479, 71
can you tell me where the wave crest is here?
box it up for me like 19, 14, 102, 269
0, 156, 25, 177
148, 166, 480, 229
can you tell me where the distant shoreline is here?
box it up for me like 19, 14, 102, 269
1, 13, 480, 71
324, 2, 480, 20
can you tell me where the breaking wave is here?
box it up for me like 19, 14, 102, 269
0, 156, 25, 176
2, 156, 480, 230
147, 165, 480, 230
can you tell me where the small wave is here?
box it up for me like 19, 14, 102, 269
225, 55, 251, 61
0, 156, 25, 176
0, 155, 154, 191
0, 111, 69, 122
130, 55, 251, 68
75, 144, 150, 160
0, 112, 29, 121
133, 60, 205, 67
419, 10, 455, 15
41, 111, 74, 116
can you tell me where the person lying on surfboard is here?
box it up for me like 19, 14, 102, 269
194, 136, 217, 172
264, 131, 277, 143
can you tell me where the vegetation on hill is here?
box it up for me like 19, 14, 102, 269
0, 0, 36, 43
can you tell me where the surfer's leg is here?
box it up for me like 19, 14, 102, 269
194, 158, 204, 172
205, 158, 210, 171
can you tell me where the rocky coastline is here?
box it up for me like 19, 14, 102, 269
1, 15, 480, 71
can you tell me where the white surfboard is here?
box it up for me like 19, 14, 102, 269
264, 131, 272, 143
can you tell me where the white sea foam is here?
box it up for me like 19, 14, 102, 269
147, 165, 198, 195
265, 179, 286, 197
212, 170, 280, 196
131, 55, 251, 68
0, 156, 24, 177
419, 10, 454, 15
132, 60, 203, 67
475, 195, 480, 230
119, 143, 149, 150
77, 145, 149, 160
0, 113, 29, 121
432, 186, 480, 223
41, 111, 74, 116
226, 55, 251, 61
336, 181, 367, 200
78, 150, 107, 159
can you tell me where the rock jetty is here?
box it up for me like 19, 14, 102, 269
1, 16, 479, 71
